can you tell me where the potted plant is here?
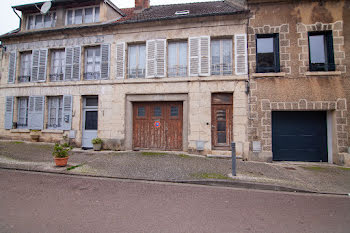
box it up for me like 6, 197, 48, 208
52, 143, 72, 167
91, 137, 103, 151
30, 130, 40, 142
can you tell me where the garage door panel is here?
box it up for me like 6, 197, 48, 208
272, 111, 328, 162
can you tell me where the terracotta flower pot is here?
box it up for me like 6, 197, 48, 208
54, 157, 69, 167
93, 143, 102, 151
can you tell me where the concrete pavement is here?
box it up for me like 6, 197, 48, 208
0, 140, 350, 194
0, 169, 349, 233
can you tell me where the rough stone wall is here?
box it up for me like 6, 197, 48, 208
0, 15, 249, 155
247, 0, 348, 162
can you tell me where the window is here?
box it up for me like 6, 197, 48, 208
256, 34, 280, 73
17, 97, 29, 128
211, 39, 232, 75
19, 52, 32, 83
168, 41, 187, 77
27, 13, 56, 30
308, 31, 335, 71
66, 6, 100, 25
47, 96, 63, 129
50, 50, 65, 81
128, 44, 146, 78
84, 46, 101, 80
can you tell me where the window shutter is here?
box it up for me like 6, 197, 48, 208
4, 96, 14, 129
235, 34, 248, 75
38, 49, 48, 82
189, 37, 199, 76
199, 36, 210, 76
72, 46, 81, 81
28, 96, 45, 130
64, 47, 73, 81
156, 39, 166, 77
62, 95, 73, 130
31, 50, 40, 82
100, 44, 110, 79
8, 52, 16, 84
146, 40, 156, 78
116, 42, 125, 79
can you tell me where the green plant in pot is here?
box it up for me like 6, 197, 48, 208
91, 137, 103, 151
52, 143, 72, 167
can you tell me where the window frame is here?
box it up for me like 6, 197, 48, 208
255, 33, 280, 73
167, 41, 188, 77
27, 12, 56, 30
211, 38, 233, 76
308, 31, 335, 72
127, 44, 146, 79
65, 6, 100, 25
50, 49, 65, 82
17, 97, 29, 129
84, 46, 101, 80
19, 51, 32, 83
47, 96, 63, 129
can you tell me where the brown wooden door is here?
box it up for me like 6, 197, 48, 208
133, 102, 183, 151
211, 94, 233, 149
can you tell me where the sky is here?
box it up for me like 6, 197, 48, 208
0, 0, 216, 35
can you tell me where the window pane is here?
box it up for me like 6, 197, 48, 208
51, 50, 65, 81
17, 97, 28, 128
44, 14, 52, 27
86, 97, 98, 107
75, 9, 83, 24
67, 10, 73, 25
168, 43, 177, 77
217, 132, 226, 143
28, 16, 34, 29
154, 106, 162, 117
94, 7, 100, 22
85, 8, 93, 23
257, 38, 274, 53
35, 15, 43, 28
179, 42, 187, 76
170, 106, 179, 117
309, 35, 326, 63
85, 111, 98, 130
138, 107, 145, 117
223, 39, 232, 75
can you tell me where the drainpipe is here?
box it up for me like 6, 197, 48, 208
12, 7, 22, 31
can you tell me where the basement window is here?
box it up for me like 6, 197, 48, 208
175, 10, 190, 15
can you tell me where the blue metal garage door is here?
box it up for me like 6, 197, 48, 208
272, 111, 328, 162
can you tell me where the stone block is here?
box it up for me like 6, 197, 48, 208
321, 102, 329, 110
297, 24, 306, 32
337, 99, 346, 110
277, 103, 285, 110
333, 21, 342, 30
271, 103, 278, 110
280, 24, 289, 33
336, 118, 346, 125
299, 99, 307, 109
280, 39, 290, 47
329, 102, 336, 110
292, 102, 299, 109
261, 100, 271, 111
307, 102, 314, 109
263, 25, 270, 33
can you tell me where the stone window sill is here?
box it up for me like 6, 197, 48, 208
251, 72, 286, 77
42, 129, 64, 134
305, 71, 342, 76
10, 129, 30, 133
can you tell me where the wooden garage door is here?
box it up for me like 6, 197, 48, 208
133, 102, 183, 151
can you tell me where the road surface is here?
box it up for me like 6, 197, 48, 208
0, 169, 349, 233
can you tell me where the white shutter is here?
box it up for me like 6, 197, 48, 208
146, 40, 156, 78
8, 52, 16, 84
62, 95, 73, 130
116, 42, 125, 79
28, 96, 45, 130
31, 50, 40, 82
235, 34, 248, 75
199, 36, 210, 76
100, 44, 110, 80
64, 47, 73, 81
72, 46, 81, 81
189, 37, 199, 76
4, 96, 14, 129
38, 49, 48, 82
156, 39, 166, 77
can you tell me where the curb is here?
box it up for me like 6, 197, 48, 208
0, 165, 348, 197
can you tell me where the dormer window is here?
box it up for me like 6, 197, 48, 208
27, 12, 56, 30
66, 6, 100, 25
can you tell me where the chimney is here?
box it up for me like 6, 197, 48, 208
135, 0, 150, 12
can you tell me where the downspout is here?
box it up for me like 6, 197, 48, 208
12, 7, 22, 31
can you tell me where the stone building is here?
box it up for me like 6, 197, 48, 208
0, 0, 251, 157
246, 0, 350, 164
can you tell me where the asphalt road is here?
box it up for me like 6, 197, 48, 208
0, 169, 349, 233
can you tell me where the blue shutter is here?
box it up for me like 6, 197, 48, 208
116, 43, 125, 79
28, 96, 45, 130
64, 47, 73, 81
72, 46, 81, 81
38, 49, 48, 82
31, 50, 40, 82
4, 96, 14, 129
8, 52, 16, 84
62, 95, 73, 130
100, 44, 110, 79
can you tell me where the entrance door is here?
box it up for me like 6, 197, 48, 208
133, 102, 183, 151
211, 94, 233, 149
82, 96, 98, 149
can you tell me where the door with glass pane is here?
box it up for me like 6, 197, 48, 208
82, 96, 98, 148
211, 94, 233, 149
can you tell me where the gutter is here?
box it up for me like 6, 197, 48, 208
0, 10, 249, 40
12, 7, 22, 33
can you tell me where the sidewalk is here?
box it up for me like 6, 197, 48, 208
0, 140, 349, 195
